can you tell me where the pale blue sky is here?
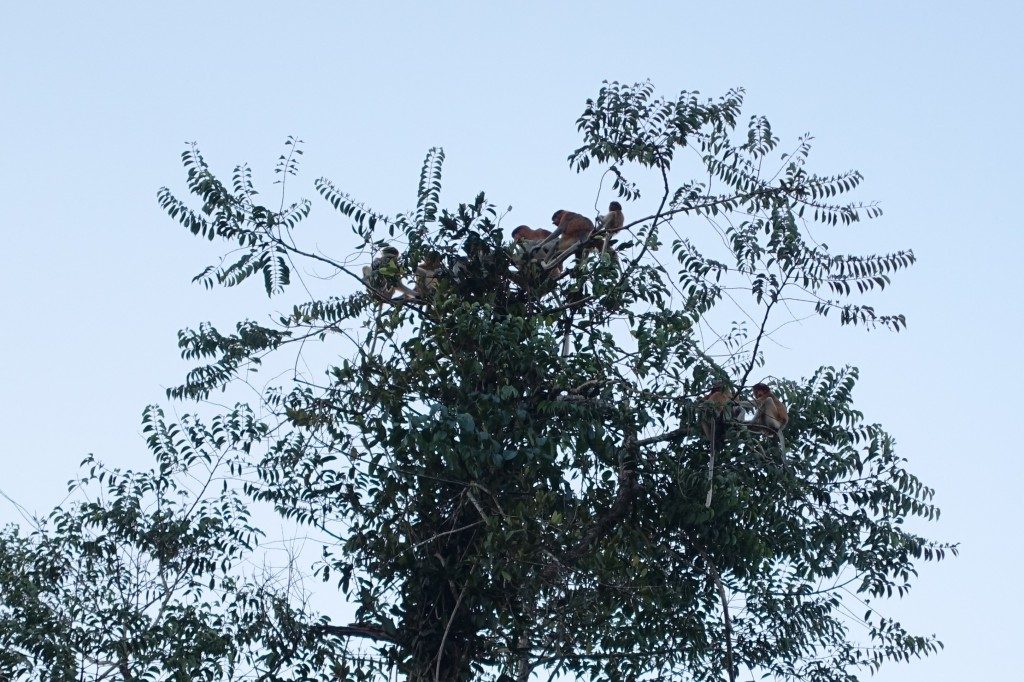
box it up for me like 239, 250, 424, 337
2, 2, 1022, 679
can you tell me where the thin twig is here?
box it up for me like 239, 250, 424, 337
701, 552, 737, 682
435, 583, 468, 682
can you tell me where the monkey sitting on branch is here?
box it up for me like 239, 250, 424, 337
589, 201, 625, 260
414, 250, 444, 299
743, 382, 789, 448
361, 245, 416, 302
510, 225, 562, 280
699, 382, 736, 449
510, 225, 552, 250
529, 210, 595, 271
700, 382, 737, 507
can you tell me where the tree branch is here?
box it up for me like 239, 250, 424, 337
701, 552, 737, 682
542, 429, 640, 580
435, 583, 468, 682
636, 425, 696, 447
313, 623, 399, 645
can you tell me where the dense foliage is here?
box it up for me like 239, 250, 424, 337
0, 82, 953, 681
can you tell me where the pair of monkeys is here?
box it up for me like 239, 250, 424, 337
510, 201, 625, 271
701, 382, 789, 447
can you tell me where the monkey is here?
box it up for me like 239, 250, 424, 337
361, 245, 415, 302
529, 210, 595, 270
510, 224, 553, 246
593, 201, 625, 257
599, 201, 625, 236
699, 382, 735, 446
699, 381, 736, 507
510, 225, 554, 260
747, 382, 788, 447
414, 250, 444, 298
550, 209, 595, 258
509, 225, 563, 279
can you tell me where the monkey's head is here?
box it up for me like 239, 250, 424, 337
422, 250, 443, 269
511, 225, 530, 241
380, 246, 400, 259
551, 210, 565, 225
609, 201, 622, 212
709, 382, 732, 398
752, 382, 771, 397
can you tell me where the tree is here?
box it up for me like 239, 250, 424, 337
0, 82, 954, 681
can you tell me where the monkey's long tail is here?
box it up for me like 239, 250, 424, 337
560, 286, 586, 357
705, 437, 716, 508
705, 415, 726, 507
560, 313, 574, 357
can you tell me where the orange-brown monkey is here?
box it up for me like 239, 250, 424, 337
510, 225, 553, 244
530, 210, 595, 268
550, 210, 595, 253
700, 381, 736, 507
510, 225, 561, 278
700, 383, 735, 445
748, 383, 788, 447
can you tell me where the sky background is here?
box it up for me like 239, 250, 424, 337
2, 1, 1022, 679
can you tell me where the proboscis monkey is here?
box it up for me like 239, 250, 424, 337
595, 201, 625, 257
750, 383, 788, 441
700, 383, 734, 446
700, 381, 734, 507
511, 225, 553, 243
361, 245, 415, 301
530, 210, 595, 269
415, 250, 444, 298
511, 225, 561, 277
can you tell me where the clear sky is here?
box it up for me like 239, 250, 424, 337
2, 2, 1022, 679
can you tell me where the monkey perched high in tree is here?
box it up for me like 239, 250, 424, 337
594, 200, 625, 258
530, 209, 595, 270
0, 84, 952, 682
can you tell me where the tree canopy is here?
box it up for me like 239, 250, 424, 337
0, 81, 953, 682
